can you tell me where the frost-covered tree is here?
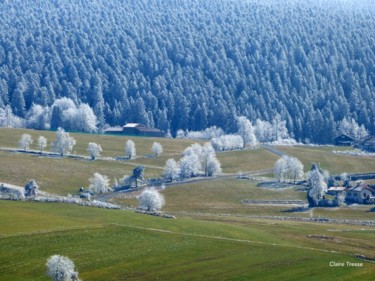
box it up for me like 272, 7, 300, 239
163, 158, 180, 181
237, 116, 258, 148
287, 157, 304, 183
26, 104, 50, 130
24, 179, 38, 197
254, 119, 274, 142
211, 135, 244, 151
138, 188, 165, 212
274, 155, 303, 183
307, 167, 327, 206
205, 154, 222, 176
87, 142, 102, 160
183, 143, 203, 159
175, 129, 185, 139
201, 143, 222, 176
151, 142, 163, 157
18, 133, 33, 151
179, 153, 201, 178
46, 255, 81, 281
274, 157, 287, 182
51, 128, 76, 156
74, 103, 97, 133
272, 115, 289, 141
338, 117, 368, 140
37, 136, 47, 153
88, 172, 111, 194
125, 139, 136, 159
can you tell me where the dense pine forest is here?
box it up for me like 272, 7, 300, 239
0, 0, 374, 143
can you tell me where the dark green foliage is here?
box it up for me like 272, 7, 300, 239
0, 0, 375, 142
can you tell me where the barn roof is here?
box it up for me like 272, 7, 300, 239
123, 123, 145, 128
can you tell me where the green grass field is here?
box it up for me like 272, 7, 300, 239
1, 129, 375, 280
277, 145, 375, 174
0, 201, 375, 281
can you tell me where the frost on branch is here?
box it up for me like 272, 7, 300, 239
138, 188, 165, 212
38, 136, 47, 153
125, 139, 136, 159
51, 128, 76, 156
87, 142, 102, 160
151, 142, 163, 157
46, 255, 81, 281
18, 133, 33, 151
88, 173, 112, 194
163, 159, 180, 182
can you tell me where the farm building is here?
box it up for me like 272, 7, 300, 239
327, 186, 346, 196
334, 134, 355, 146
356, 136, 375, 152
345, 183, 374, 204
104, 123, 164, 137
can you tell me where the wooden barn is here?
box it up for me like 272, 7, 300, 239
104, 123, 164, 137
334, 134, 355, 146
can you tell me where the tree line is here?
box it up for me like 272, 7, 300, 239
0, 0, 374, 143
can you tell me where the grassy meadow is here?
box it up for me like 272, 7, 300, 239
277, 145, 375, 174
0, 201, 375, 281
1, 128, 375, 280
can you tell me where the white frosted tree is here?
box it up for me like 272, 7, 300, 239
274, 157, 287, 182
38, 136, 47, 153
18, 133, 33, 151
88, 172, 111, 194
26, 104, 50, 130
202, 142, 222, 176
274, 156, 303, 183
237, 116, 258, 148
151, 142, 163, 157
51, 128, 76, 156
179, 153, 201, 179
254, 119, 274, 142
74, 103, 97, 133
125, 139, 136, 159
176, 129, 185, 139
46, 255, 81, 281
287, 156, 304, 183
211, 134, 244, 151
163, 159, 180, 181
272, 115, 289, 141
205, 154, 222, 176
307, 168, 327, 206
138, 188, 165, 212
338, 117, 368, 140
87, 142, 102, 160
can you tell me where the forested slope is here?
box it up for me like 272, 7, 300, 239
0, 0, 374, 143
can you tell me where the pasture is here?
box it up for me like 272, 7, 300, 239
0, 201, 375, 281
1, 128, 375, 280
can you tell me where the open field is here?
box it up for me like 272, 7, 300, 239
0, 150, 162, 195
0, 201, 375, 281
1, 129, 375, 280
0, 128, 199, 159
277, 145, 375, 174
